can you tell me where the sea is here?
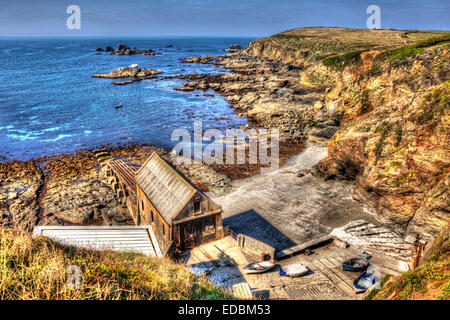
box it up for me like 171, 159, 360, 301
0, 37, 254, 161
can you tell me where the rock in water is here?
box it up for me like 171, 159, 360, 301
116, 43, 130, 52
225, 44, 243, 52
92, 65, 163, 79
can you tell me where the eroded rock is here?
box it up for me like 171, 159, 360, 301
92, 64, 163, 79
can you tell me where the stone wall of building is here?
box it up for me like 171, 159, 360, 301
237, 234, 276, 262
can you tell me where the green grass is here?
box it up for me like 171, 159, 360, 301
372, 121, 392, 164
0, 228, 234, 300
374, 33, 450, 68
319, 32, 450, 71
252, 27, 449, 66
408, 82, 450, 131
363, 274, 392, 300
322, 50, 365, 69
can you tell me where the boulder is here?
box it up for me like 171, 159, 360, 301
226, 44, 243, 52
92, 65, 163, 79
116, 43, 130, 52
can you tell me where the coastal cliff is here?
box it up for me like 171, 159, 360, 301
242, 28, 449, 241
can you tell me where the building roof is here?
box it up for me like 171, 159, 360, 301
108, 159, 137, 194
32, 226, 162, 257
135, 152, 196, 223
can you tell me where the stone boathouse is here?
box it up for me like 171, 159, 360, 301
106, 152, 224, 255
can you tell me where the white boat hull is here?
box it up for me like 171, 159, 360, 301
281, 264, 309, 277
243, 261, 275, 274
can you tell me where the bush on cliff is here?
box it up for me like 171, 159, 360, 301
0, 228, 232, 300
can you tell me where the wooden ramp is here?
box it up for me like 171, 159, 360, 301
275, 235, 334, 260
224, 282, 253, 299
33, 226, 160, 257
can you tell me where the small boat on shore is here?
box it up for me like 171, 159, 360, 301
362, 251, 372, 260
353, 272, 379, 293
279, 263, 309, 277
342, 257, 370, 272
243, 261, 275, 274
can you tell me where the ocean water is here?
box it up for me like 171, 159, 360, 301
0, 37, 253, 161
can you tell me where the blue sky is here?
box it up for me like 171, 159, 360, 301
1, 0, 449, 37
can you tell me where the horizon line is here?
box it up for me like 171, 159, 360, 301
0, 34, 261, 39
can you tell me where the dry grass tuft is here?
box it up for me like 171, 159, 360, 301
0, 228, 234, 300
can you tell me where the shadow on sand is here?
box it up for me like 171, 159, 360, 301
223, 209, 297, 251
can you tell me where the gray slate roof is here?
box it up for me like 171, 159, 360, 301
136, 152, 195, 223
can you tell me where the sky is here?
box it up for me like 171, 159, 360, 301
0, 0, 449, 37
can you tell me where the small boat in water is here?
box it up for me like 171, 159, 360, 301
353, 272, 379, 293
342, 257, 370, 272
243, 261, 275, 274
115, 104, 122, 109
279, 263, 309, 277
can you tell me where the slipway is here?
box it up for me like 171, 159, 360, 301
32, 225, 162, 258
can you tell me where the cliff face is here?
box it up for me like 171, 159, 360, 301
245, 28, 450, 240
317, 49, 449, 240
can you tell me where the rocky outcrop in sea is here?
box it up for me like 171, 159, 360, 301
96, 44, 162, 56
92, 64, 164, 85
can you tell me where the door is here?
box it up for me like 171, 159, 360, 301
178, 215, 216, 250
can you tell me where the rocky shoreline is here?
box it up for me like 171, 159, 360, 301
172, 52, 340, 145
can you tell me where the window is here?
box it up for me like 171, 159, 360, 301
193, 194, 201, 213
194, 201, 200, 213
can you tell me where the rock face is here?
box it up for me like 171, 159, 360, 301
177, 55, 338, 142
42, 170, 129, 225
225, 44, 243, 52
92, 64, 163, 79
0, 161, 42, 231
331, 220, 415, 261
301, 47, 448, 241
0, 151, 133, 231
179, 56, 216, 64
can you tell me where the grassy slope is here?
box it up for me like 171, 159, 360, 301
0, 228, 233, 300
250, 27, 450, 64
